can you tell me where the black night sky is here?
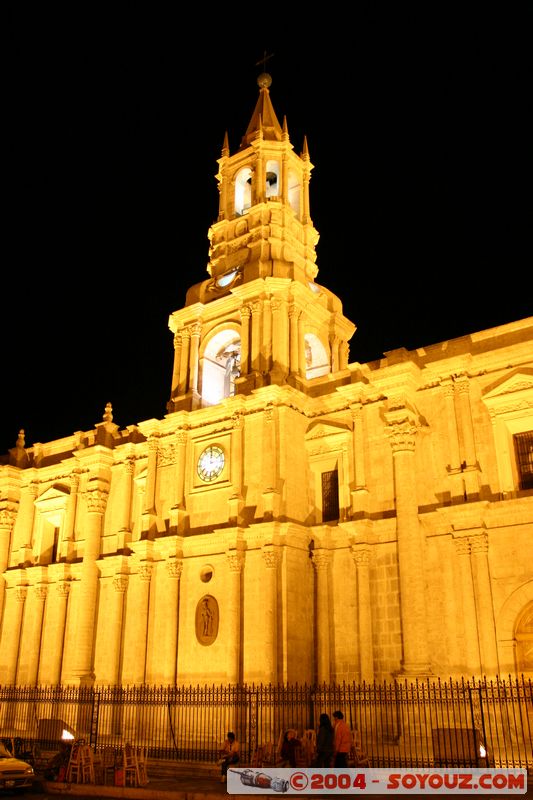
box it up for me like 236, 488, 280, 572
3, 5, 531, 456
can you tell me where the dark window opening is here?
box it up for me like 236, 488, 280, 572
322, 469, 339, 522
514, 431, 533, 490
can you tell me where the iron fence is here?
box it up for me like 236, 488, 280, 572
0, 676, 531, 769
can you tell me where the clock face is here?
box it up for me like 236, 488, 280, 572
197, 445, 225, 482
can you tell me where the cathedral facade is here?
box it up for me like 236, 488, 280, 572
1, 74, 532, 688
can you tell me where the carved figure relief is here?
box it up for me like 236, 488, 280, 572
196, 595, 219, 645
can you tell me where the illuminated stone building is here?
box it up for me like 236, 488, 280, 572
0, 74, 532, 688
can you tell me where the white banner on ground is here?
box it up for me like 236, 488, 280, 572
227, 767, 528, 794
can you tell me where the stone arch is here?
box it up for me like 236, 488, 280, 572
199, 324, 241, 406
496, 580, 533, 675
305, 332, 329, 379
234, 167, 252, 216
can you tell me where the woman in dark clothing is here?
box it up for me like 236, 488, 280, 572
280, 729, 300, 767
314, 713, 334, 767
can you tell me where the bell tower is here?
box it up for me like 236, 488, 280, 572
167, 72, 355, 412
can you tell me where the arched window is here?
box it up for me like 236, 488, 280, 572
201, 330, 241, 406
265, 159, 280, 198
288, 170, 300, 215
515, 601, 533, 674
235, 168, 252, 216
305, 333, 329, 379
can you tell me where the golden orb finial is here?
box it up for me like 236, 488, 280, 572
257, 72, 272, 89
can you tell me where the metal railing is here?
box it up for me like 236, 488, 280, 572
1, 675, 531, 769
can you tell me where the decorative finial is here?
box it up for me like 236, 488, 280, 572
255, 50, 274, 89
103, 402, 113, 424
16, 429, 25, 449
257, 72, 272, 89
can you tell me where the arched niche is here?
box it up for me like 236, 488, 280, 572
200, 327, 241, 406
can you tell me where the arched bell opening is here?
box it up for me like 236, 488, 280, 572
305, 333, 330, 379
200, 328, 242, 406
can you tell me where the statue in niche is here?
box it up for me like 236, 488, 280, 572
196, 595, 219, 645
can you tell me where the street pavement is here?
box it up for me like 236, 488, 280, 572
37, 762, 533, 800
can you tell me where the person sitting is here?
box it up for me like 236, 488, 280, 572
279, 729, 301, 767
218, 731, 239, 783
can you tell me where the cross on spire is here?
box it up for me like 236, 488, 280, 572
255, 50, 274, 71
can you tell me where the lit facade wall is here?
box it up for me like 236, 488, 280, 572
0, 76, 532, 688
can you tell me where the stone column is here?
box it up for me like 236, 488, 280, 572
262, 297, 272, 374
178, 328, 191, 396
134, 563, 152, 684
1, 584, 27, 684
15, 482, 37, 564
189, 322, 201, 396
312, 549, 331, 684
107, 573, 128, 686
228, 413, 244, 524
262, 545, 279, 684
442, 379, 464, 502
170, 433, 188, 535
271, 298, 289, 382
165, 558, 182, 685
298, 312, 306, 377
48, 581, 71, 685
24, 583, 47, 685
455, 376, 480, 499
120, 458, 134, 532
350, 404, 369, 517
171, 332, 183, 399
351, 546, 374, 683
289, 305, 299, 376
262, 405, 279, 520
251, 301, 262, 374
442, 379, 461, 470
454, 537, 481, 673
226, 550, 243, 684
385, 411, 431, 675
143, 437, 159, 516
63, 473, 80, 561
70, 488, 108, 684
0, 506, 17, 621
470, 534, 499, 675
329, 334, 340, 374
239, 306, 251, 376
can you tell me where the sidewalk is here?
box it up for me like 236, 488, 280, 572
40, 762, 533, 800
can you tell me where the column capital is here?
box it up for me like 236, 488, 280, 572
384, 418, 418, 453
176, 430, 188, 446
262, 545, 279, 569
350, 546, 371, 567
454, 374, 471, 393
85, 488, 109, 515
34, 584, 48, 601
139, 563, 153, 582
148, 436, 160, 454
113, 574, 129, 593
454, 537, 471, 556
15, 586, 28, 602
166, 558, 183, 579
231, 412, 244, 430
311, 549, 331, 571
25, 480, 39, 497
0, 506, 17, 532
56, 581, 71, 597
226, 551, 244, 573
469, 532, 488, 554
